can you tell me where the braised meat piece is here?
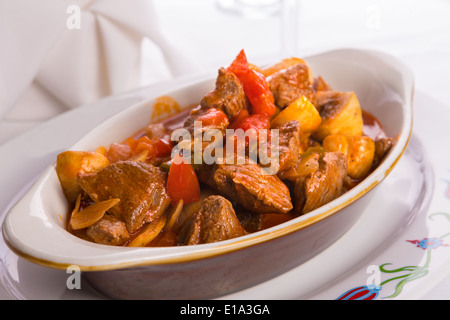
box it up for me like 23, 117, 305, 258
144, 123, 167, 139
179, 106, 229, 165
181, 195, 247, 245
77, 161, 171, 233
267, 63, 315, 109
183, 105, 229, 136
195, 162, 219, 190
200, 67, 248, 122
373, 137, 393, 167
275, 120, 302, 173
294, 152, 347, 214
86, 214, 130, 246
213, 159, 293, 214
313, 75, 333, 92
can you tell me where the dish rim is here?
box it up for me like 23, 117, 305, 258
2, 48, 414, 271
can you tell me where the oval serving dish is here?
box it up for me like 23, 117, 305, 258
2, 49, 414, 299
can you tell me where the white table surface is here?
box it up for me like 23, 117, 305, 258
0, 0, 449, 300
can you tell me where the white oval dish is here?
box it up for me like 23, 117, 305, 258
2, 49, 414, 299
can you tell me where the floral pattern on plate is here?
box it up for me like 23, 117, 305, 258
336, 209, 450, 299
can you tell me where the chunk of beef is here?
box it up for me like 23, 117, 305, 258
200, 67, 248, 122
183, 105, 229, 136
144, 123, 167, 139
313, 75, 333, 92
277, 148, 321, 181
179, 68, 247, 164
267, 63, 315, 109
86, 214, 130, 246
294, 152, 347, 214
195, 162, 219, 190
275, 120, 302, 173
182, 195, 247, 245
77, 161, 171, 233
234, 208, 262, 233
213, 159, 293, 214
373, 137, 393, 168
180, 106, 229, 165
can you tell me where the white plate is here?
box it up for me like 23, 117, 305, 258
0, 86, 448, 300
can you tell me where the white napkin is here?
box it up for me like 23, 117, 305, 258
0, 0, 199, 142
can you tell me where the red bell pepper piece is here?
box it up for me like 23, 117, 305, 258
228, 109, 271, 147
228, 109, 250, 130
230, 113, 271, 132
166, 154, 201, 206
227, 50, 276, 117
106, 143, 132, 163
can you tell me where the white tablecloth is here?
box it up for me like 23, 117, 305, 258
0, 0, 449, 300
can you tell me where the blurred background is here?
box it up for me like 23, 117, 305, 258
1, 0, 449, 145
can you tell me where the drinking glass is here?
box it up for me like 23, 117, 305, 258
216, 0, 300, 58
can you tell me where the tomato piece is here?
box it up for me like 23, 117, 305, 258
196, 108, 229, 128
106, 143, 132, 163
234, 114, 270, 132
166, 154, 200, 206
151, 138, 173, 157
133, 136, 155, 156
125, 137, 138, 151
227, 50, 276, 117
228, 112, 271, 148
228, 109, 250, 130
127, 135, 173, 159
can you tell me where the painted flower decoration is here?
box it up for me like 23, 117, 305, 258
336, 212, 449, 300
336, 284, 381, 300
407, 237, 449, 250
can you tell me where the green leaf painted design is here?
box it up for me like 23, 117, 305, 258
429, 212, 450, 221
379, 263, 420, 273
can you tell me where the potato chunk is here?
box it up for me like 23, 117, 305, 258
56, 151, 110, 204
346, 136, 375, 179
322, 134, 349, 155
312, 91, 363, 141
323, 134, 375, 180
262, 57, 312, 81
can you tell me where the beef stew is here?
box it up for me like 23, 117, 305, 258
55, 50, 393, 247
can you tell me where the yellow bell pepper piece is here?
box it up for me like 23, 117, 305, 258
271, 95, 322, 133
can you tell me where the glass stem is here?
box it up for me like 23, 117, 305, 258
280, 0, 299, 58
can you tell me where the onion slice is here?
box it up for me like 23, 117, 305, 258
128, 215, 167, 247
70, 198, 120, 230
